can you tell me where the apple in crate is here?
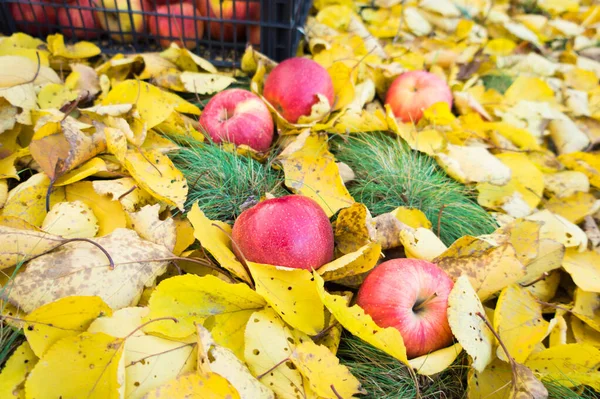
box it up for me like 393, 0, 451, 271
147, 3, 204, 49
385, 70, 453, 123
10, 0, 57, 35
356, 258, 455, 359
57, 0, 100, 40
232, 195, 334, 270
197, 0, 259, 42
199, 88, 274, 152
263, 57, 335, 124
94, 0, 146, 43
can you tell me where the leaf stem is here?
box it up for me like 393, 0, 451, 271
476, 312, 518, 386
60, 238, 115, 270
256, 357, 290, 380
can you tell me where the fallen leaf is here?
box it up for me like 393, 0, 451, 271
179, 72, 236, 94
493, 284, 549, 363
562, 249, 600, 293
408, 343, 463, 376
244, 308, 316, 399
317, 242, 381, 281
92, 177, 154, 213
525, 210, 588, 251
314, 272, 409, 364
8, 228, 172, 312
400, 227, 448, 261
65, 181, 127, 236
276, 130, 354, 217
544, 192, 600, 224
124, 148, 187, 210
0, 225, 63, 270
187, 204, 252, 284
543, 171, 589, 198
142, 372, 241, 399
572, 289, 600, 332
46, 34, 101, 59
333, 203, 371, 254
197, 324, 274, 399
434, 236, 526, 301
0, 55, 60, 87
558, 152, 600, 188
525, 343, 600, 391
42, 200, 99, 238
447, 275, 494, 373
0, 341, 38, 399
144, 274, 265, 338
88, 307, 197, 399
248, 262, 325, 335
436, 144, 511, 185
126, 204, 176, 252
25, 332, 125, 399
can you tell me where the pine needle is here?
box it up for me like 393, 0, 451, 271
331, 133, 497, 246
170, 140, 287, 221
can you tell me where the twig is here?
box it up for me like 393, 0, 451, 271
59, 238, 115, 269
256, 357, 290, 380
311, 321, 339, 341
45, 178, 55, 213
519, 272, 549, 288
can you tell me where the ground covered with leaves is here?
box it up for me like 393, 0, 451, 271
1, 0, 600, 398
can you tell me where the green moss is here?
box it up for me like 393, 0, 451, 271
170, 140, 287, 221
331, 132, 497, 246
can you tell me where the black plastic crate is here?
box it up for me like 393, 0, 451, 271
0, 0, 312, 67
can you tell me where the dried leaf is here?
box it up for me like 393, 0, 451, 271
8, 228, 172, 312
126, 204, 176, 252
0, 225, 63, 270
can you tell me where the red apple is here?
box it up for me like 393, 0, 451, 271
385, 70, 453, 123
249, 25, 260, 46
199, 88, 274, 152
355, 258, 455, 359
263, 57, 335, 124
197, 0, 259, 42
10, 0, 57, 35
147, 3, 204, 49
232, 195, 334, 270
57, 0, 100, 40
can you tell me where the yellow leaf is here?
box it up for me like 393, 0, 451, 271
408, 343, 463, 376
0, 56, 60, 87
276, 130, 354, 217
563, 68, 598, 92
65, 181, 126, 236
386, 107, 447, 156
42, 201, 99, 238
0, 179, 7, 208
0, 33, 49, 65
447, 275, 494, 372
314, 272, 409, 364
244, 308, 316, 399
54, 158, 108, 187
179, 72, 236, 94
525, 210, 588, 250
143, 372, 241, 399
400, 227, 448, 261
36, 83, 78, 110
205, 308, 257, 363
562, 249, 600, 293
545, 192, 600, 224
2, 172, 64, 227
197, 324, 275, 399
333, 203, 371, 254
104, 126, 127, 163
504, 76, 556, 105
25, 332, 125, 399
145, 274, 265, 338
8, 229, 172, 313
124, 148, 187, 210
317, 242, 381, 281
434, 236, 526, 301
88, 307, 197, 399
484, 38, 517, 56
102, 80, 199, 129
160, 44, 218, 74
248, 262, 325, 335
543, 171, 589, 198
24, 296, 112, 357
126, 204, 176, 252
571, 317, 600, 347
525, 343, 600, 391
327, 108, 389, 134
92, 177, 154, 213
524, 269, 561, 302
493, 285, 549, 363
153, 111, 205, 143
187, 204, 252, 284
558, 151, 600, 188
46, 34, 101, 59
477, 152, 545, 216
173, 217, 195, 256
328, 62, 356, 111
0, 342, 38, 399
0, 225, 63, 270
572, 289, 600, 332
290, 340, 364, 398
436, 144, 511, 185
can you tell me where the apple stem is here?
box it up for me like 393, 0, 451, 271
412, 292, 438, 313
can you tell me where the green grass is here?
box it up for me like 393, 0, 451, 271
331, 132, 497, 246
338, 333, 468, 399
170, 140, 287, 221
